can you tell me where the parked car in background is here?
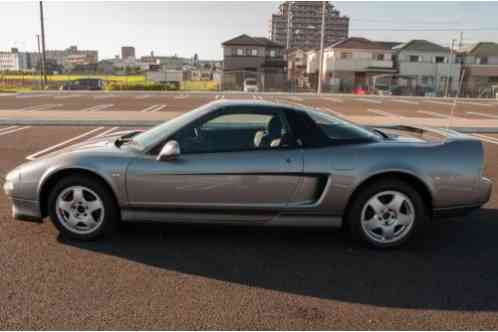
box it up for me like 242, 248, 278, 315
60, 78, 104, 91
3, 100, 492, 248
243, 78, 258, 92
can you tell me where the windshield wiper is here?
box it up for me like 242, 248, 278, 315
114, 131, 142, 148
371, 128, 390, 140
114, 137, 133, 148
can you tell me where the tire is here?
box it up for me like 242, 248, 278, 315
346, 179, 428, 249
47, 175, 119, 240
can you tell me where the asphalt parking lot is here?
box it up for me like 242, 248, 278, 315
1, 92, 498, 329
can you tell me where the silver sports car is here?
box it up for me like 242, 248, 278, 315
3, 100, 492, 248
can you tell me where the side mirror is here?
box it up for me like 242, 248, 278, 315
157, 140, 180, 161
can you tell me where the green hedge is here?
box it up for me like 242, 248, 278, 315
106, 82, 179, 91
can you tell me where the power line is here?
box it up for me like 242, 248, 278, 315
350, 27, 498, 32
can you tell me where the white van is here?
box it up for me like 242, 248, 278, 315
243, 78, 258, 93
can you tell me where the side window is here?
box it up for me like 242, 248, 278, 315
173, 110, 291, 154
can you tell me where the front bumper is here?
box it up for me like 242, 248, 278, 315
7, 196, 43, 223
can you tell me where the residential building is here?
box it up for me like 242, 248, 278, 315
270, 1, 349, 50
320, 37, 399, 92
121, 46, 135, 59
287, 48, 309, 89
43, 46, 98, 71
139, 55, 187, 70
222, 34, 287, 91
393, 39, 460, 96
0, 48, 29, 71
461, 42, 498, 97
113, 56, 150, 73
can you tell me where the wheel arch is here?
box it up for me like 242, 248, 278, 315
39, 167, 119, 218
345, 171, 434, 220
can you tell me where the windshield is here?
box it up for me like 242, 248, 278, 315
132, 103, 213, 149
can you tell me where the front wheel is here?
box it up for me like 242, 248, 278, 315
347, 179, 428, 248
48, 175, 118, 240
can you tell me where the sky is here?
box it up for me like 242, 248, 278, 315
1, 1, 498, 61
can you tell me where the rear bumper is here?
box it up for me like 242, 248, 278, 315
434, 177, 492, 218
8, 197, 43, 223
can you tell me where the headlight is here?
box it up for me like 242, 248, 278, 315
3, 180, 14, 194
3, 169, 21, 195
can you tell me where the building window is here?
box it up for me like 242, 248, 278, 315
269, 49, 277, 57
236, 48, 244, 56
435, 56, 446, 63
477, 57, 488, 64
251, 49, 258, 56
373, 53, 384, 61
340, 52, 352, 59
421, 76, 433, 85
409, 55, 420, 63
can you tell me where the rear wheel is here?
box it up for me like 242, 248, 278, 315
347, 179, 428, 248
48, 175, 118, 240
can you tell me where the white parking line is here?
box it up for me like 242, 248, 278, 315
358, 98, 383, 104
424, 100, 454, 106
391, 99, 419, 105
135, 94, 151, 99
174, 94, 189, 99
54, 94, 81, 99
15, 94, 46, 99
140, 104, 167, 112
0, 93, 17, 97
140, 105, 159, 112
94, 127, 120, 138
323, 97, 343, 103
367, 108, 401, 117
417, 110, 450, 118
472, 134, 498, 145
458, 101, 493, 107
149, 104, 167, 112
0, 126, 19, 133
0, 126, 31, 137
286, 96, 304, 101
94, 94, 117, 99
26, 127, 106, 160
21, 104, 62, 111
81, 104, 114, 112
320, 107, 346, 118
466, 111, 498, 119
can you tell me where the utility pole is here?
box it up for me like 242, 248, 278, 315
286, 2, 292, 49
39, 1, 48, 87
317, 1, 326, 95
445, 38, 456, 98
36, 34, 44, 90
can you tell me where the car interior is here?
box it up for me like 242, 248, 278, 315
173, 111, 293, 154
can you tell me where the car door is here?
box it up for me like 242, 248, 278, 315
126, 106, 303, 213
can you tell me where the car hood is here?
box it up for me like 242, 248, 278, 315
34, 129, 143, 160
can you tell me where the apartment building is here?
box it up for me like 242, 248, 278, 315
318, 37, 399, 92
222, 34, 287, 91
393, 40, 460, 96
287, 48, 309, 89
121, 46, 135, 59
461, 42, 498, 97
0, 48, 29, 71
270, 1, 349, 50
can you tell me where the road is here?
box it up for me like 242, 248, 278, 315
0, 92, 498, 329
